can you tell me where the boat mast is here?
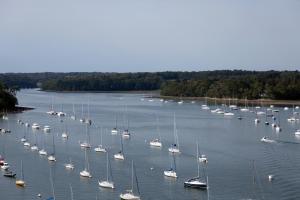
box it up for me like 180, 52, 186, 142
156, 116, 161, 141
197, 142, 199, 177
21, 160, 24, 181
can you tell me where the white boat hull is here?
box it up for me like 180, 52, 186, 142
164, 170, 177, 178
98, 180, 114, 189
114, 153, 124, 160
80, 170, 92, 178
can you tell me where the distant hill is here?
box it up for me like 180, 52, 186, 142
0, 70, 299, 100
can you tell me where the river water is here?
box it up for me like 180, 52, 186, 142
0, 89, 300, 200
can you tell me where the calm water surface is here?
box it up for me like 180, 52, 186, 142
1, 89, 300, 200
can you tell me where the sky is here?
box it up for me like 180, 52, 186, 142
0, 0, 299, 73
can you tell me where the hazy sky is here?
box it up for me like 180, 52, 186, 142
0, 0, 299, 72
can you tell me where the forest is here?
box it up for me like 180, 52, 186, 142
0, 81, 18, 111
0, 71, 299, 100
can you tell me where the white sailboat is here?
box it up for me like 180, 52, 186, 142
168, 114, 180, 154
30, 132, 39, 151
111, 115, 119, 135
21, 126, 27, 143
150, 116, 162, 148
15, 160, 25, 187
71, 103, 76, 120
184, 142, 208, 189
65, 158, 75, 170
80, 124, 91, 148
21, 127, 31, 148
114, 136, 125, 160
47, 98, 56, 115
61, 122, 69, 139
240, 98, 249, 112
120, 161, 141, 200
79, 103, 85, 123
164, 153, 177, 178
85, 101, 92, 125
48, 135, 56, 162
80, 148, 92, 178
94, 127, 106, 153
39, 134, 48, 156
98, 152, 114, 189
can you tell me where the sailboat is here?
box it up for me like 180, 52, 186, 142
254, 112, 260, 124
79, 103, 85, 123
122, 118, 131, 139
30, 132, 39, 151
80, 148, 92, 178
120, 161, 141, 200
16, 160, 25, 187
98, 152, 114, 189
61, 121, 69, 139
94, 127, 106, 152
168, 114, 180, 154
111, 115, 119, 135
240, 98, 249, 112
85, 101, 92, 125
21, 126, 27, 143
150, 116, 162, 148
47, 96, 56, 115
114, 136, 125, 160
164, 153, 177, 178
48, 135, 56, 162
39, 134, 48, 156
71, 103, 76, 120
57, 104, 66, 117
65, 158, 75, 170
80, 124, 91, 148
184, 142, 207, 189
23, 127, 31, 147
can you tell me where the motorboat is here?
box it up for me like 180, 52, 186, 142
1, 162, 10, 170
3, 171, 16, 178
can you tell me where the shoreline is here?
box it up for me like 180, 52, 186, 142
155, 95, 300, 106
3, 106, 34, 114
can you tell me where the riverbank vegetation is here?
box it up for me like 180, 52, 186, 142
0, 71, 299, 100
0, 81, 18, 111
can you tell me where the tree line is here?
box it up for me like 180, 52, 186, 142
0, 81, 18, 111
0, 71, 299, 100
